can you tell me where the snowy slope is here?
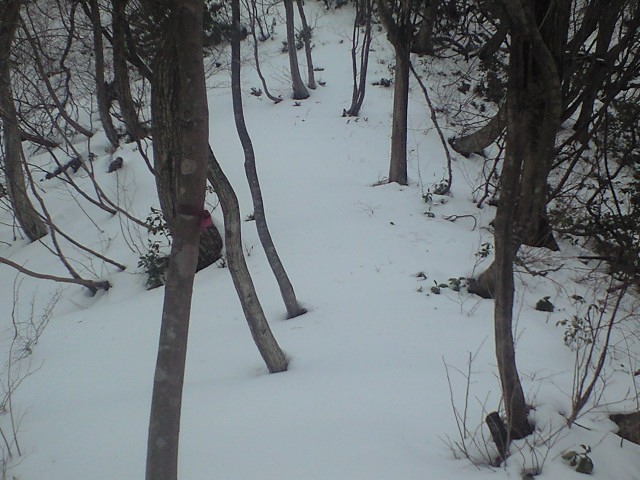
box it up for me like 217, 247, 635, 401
1, 5, 639, 480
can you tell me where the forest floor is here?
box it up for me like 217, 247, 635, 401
1, 4, 639, 479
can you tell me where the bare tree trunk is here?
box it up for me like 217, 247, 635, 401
388, 43, 410, 185
411, 0, 438, 55
283, 0, 309, 99
469, 0, 568, 299
0, 0, 48, 242
376, 0, 418, 186
572, 0, 620, 142
145, 0, 209, 477
207, 147, 288, 372
493, 103, 531, 440
111, 0, 146, 141
480, 0, 568, 442
147, 8, 222, 270
231, 0, 305, 319
295, 0, 316, 89
86, 0, 120, 150
248, 0, 282, 103
344, 0, 373, 117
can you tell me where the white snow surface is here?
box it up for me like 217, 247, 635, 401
1, 5, 640, 480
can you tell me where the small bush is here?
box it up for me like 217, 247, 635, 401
139, 208, 171, 289
138, 242, 170, 290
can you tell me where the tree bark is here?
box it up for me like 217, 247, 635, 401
572, 0, 621, 142
376, 0, 418, 186
145, 0, 209, 478
344, 0, 373, 117
0, 0, 48, 242
283, 0, 309, 99
411, 0, 438, 55
388, 42, 410, 185
470, 0, 567, 298
207, 147, 289, 373
478, 0, 569, 442
111, 0, 146, 141
450, 104, 506, 157
493, 96, 531, 439
248, 0, 282, 103
295, 0, 316, 90
146, 6, 222, 270
231, 0, 305, 319
86, 0, 120, 150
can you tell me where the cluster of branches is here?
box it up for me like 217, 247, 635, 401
426, 0, 640, 460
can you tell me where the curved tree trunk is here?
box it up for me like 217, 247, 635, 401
0, 0, 47, 242
450, 104, 506, 157
145, 0, 209, 477
472, 0, 568, 443
111, 0, 146, 141
86, 0, 120, 150
344, 0, 373, 117
283, 0, 309, 99
248, 0, 282, 103
207, 146, 288, 373
231, 0, 305, 319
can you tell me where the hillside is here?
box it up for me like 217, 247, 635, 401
1, 4, 639, 479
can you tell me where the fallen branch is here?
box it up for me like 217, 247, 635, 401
0, 256, 110, 292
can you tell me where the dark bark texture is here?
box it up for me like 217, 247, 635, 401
376, 0, 419, 186
86, 0, 120, 149
284, 0, 309, 99
145, 0, 209, 478
0, 0, 48, 242
146, 3, 222, 270
481, 0, 570, 442
207, 146, 289, 373
111, 0, 147, 141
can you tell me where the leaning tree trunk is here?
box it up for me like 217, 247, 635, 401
111, 0, 146, 141
450, 104, 506, 157
86, 0, 120, 150
207, 147, 288, 373
295, 0, 316, 90
388, 42, 410, 185
476, 0, 568, 442
230, 0, 305, 319
0, 0, 47, 242
145, 0, 209, 477
283, 0, 309, 99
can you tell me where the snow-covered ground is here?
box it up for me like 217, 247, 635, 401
1, 5, 640, 479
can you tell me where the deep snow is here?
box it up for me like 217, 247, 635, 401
1, 5, 640, 479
